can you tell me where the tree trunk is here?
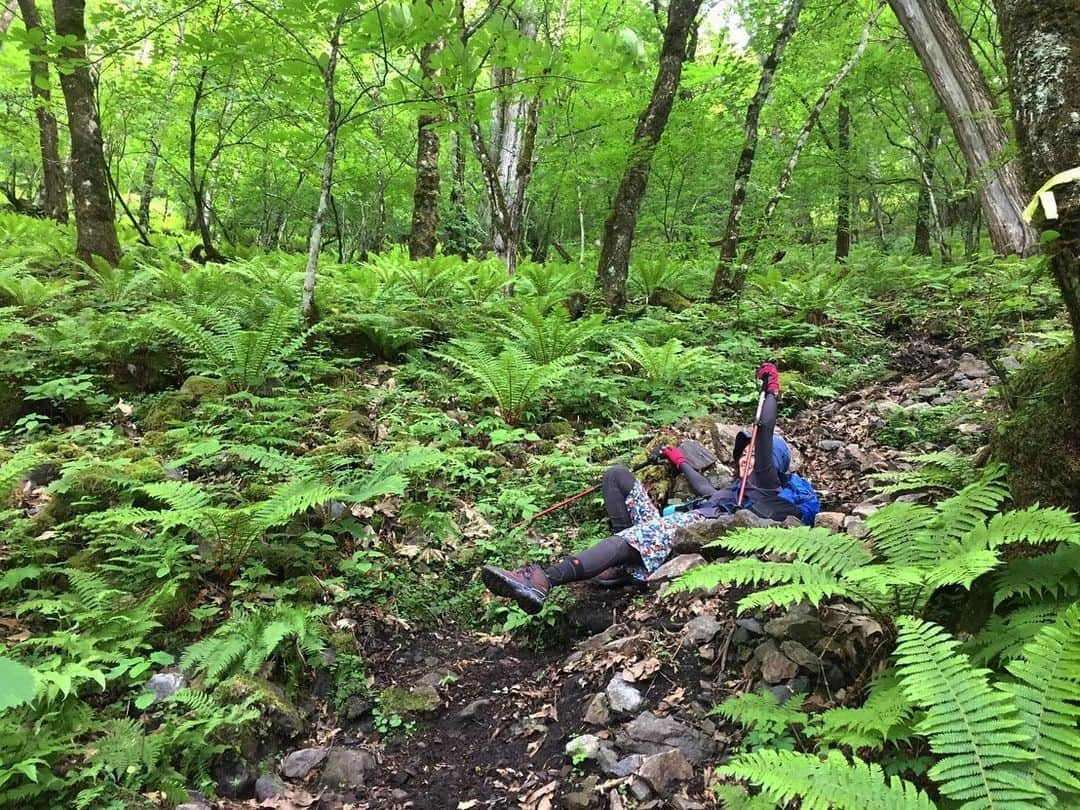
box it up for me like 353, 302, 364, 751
52, 0, 120, 265
408, 28, 443, 260
887, 0, 1036, 257
835, 97, 851, 261
994, 0, 1080, 360
913, 121, 943, 256
596, 0, 704, 312
301, 15, 343, 328
708, 0, 805, 301
0, 0, 18, 35
18, 0, 67, 223
137, 26, 183, 230
741, 2, 882, 268
187, 66, 223, 261
446, 128, 469, 258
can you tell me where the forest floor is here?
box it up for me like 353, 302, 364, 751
198, 335, 999, 810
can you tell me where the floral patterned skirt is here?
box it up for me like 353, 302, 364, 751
619, 481, 706, 581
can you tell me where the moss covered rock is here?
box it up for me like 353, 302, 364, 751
216, 674, 306, 755
139, 391, 192, 430
179, 375, 228, 401
991, 344, 1080, 512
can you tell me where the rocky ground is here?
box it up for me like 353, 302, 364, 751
176, 342, 1004, 810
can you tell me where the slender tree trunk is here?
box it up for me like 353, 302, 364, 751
408, 27, 443, 260
835, 97, 851, 261
18, 0, 67, 223
887, 0, 1036, 257
913, 121, 943, 256
708, 0, 805, 300
447, 127, 468, 258
52, 0, 120, 265
301, 15, 343, 327
187, 66, 222, 261
137, 26, 183, 230
596, 0, 704, 312
0, 0, 17, 34
742, 2, 882, 268
994, 0, 1080, 360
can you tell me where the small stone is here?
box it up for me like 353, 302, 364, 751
673, 799, 707, 810
814, 511, 845, 532
736, 617, 764, 635
648, 554, 706, 582
607, 675, 644, 714
146, 672, 185, 703
731, 509, 777, 529
606, 754, 643, 777
851, 502, 880, 519
343, 695, 372, 721
629, 777, 653, 801
319, 749, 377, 791
765, 604, 823, 646
954, 376, 978, 390
637, 749, 694, 792
905, 402, 931, 413
566, 734, 603, 762
931, 394, 955, 406
780, 640, 820, 670
683, 614, 724, 646
761, 650, 798, 684
917, 387, 940, 399
845, 517, 870, 539
957, 353, 993, 379
255, 773, 287, 801
281, 747, 327, 780
816, 440, 844, 451
584, 693, 612, 725
896, 492, 930, 503
390, 789, 409, 802
617, 712, 715, 763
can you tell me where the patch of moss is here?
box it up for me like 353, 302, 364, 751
179, 375, 228, 401
138, 391, 192, 430
991, 343, 1080, 512
216, 674, 305, 757
376, 684, 440, 714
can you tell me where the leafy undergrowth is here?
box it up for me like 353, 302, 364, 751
0, 213, 1073, 808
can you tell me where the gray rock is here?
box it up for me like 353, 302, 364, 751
761, 649, 798, 684
606, 675, 644, 714
731, 509, 778, 529
605, 754, 643, 777
817, 440, 844, 451
765, 605, 823, 646
851, 502, 881, 519
255, 773, 287, 801
957, 353, 993, 379
281, 747, 327, 780
683, 614, 724, 646
566, 734, 604, 761
954, 376, 978, 390
673, 516, 735, 556
917, 387, 940, 399
146, 672, 185, 703
736, 617, 764, 635
814, 511, 845, 532
455, 698, 492, 721
745, 638, 780, 677
214, 759, 257, 798
648, 554, 706, 583
765, 683, 798, 705
895, 492, 931, 504
175, 805, 211, 810
319, 749, 377, 791
618, 712, 716, 763
931, 394, 956, 406
845, 516, 870, 539
343, 695, 372, 721
673, 799, 707, 810
780, 640, 820, 670
584, 693, 612, 725
629, 776, 653, 800
637, 749, 693, 793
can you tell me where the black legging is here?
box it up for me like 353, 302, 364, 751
543, 466, 643, 586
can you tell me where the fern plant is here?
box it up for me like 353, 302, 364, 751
671, 465, 1057, 618
612, 336, 707, 385
153, 304, 308, 389
498, 301, 604, 364
434, 338, 571, 425
180, 603, 331, 685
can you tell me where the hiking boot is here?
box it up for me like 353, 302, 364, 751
591, 566, 635, 589
481, 564, 550, 615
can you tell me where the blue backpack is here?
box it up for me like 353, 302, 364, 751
778, 473, 820, 526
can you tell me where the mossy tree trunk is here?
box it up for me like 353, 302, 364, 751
995, 0, 1080, 371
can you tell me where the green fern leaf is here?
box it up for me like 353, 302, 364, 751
993, 545, 1080, 608
718, 748, 936, 810
1002, 604, 1080, 797
894, 617, 1048, 809
816, 674, 915, 749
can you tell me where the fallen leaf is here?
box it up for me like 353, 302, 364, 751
457, 801, 480, 809
622, 656, 661, 682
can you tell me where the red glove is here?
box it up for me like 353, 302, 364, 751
756, 362, 780, 394
661, 446, 687, 467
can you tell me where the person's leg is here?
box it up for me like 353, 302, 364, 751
751, 393, 782, 491
601, 466, 637, 531
481, 535, 643, 613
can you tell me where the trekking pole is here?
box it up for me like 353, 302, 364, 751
736, 382, 767, 507
511, 456, 657, 530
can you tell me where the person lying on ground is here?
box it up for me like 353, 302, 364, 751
482, 363, 816, 615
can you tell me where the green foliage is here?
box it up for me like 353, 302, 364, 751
0, 657, 36, 710
612, 336, 707, 385
894, 617, 1049, 809
718, 749, 935, 810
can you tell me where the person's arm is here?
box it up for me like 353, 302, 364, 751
660, 446, 718, 496
752, 364, 782, 490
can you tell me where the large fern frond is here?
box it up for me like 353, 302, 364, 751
1001, 604, 1080, 798
968, 603, 1071, 666
714, 526, 874, 575
993, 545, 1080, 608
894, 617, 1048, 809
718, 749, 936, 810
815, 674, 915, 749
